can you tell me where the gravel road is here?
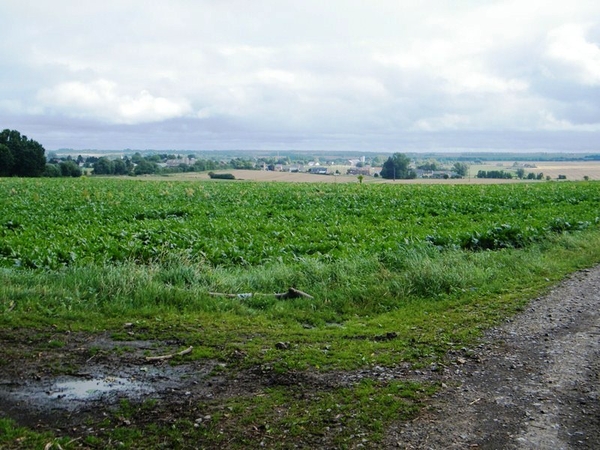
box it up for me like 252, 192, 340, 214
386, 266, 600, 449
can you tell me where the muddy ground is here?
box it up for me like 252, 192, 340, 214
1, 266, 599, 449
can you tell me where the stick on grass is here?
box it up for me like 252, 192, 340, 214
145, 346, 193, 361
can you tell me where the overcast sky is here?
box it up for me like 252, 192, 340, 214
1, 1, 599, 152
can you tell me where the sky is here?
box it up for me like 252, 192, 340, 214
1, 1, 600, 153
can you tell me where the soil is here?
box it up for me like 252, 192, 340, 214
1, 266, 599, 449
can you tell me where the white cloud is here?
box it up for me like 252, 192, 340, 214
545, 23, 600, 85
256, 69, 298, 87
37, 80, 192, 124
414, 114, 472, 131
375, 49, 529, 95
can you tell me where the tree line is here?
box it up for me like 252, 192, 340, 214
476, 170, 545, 180
0, 129, 263, 178
476, 170, 514, 179
379, 154, 469, 179
1, 130, 451, 181
90, 154, 254, 176
0, 129, 83, 178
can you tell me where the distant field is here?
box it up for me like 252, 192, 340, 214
468, 161, 600, 181
522, 161, 600, 180
153, 161, 600, 183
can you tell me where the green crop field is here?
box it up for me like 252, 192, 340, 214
2, 177, 600, 448
2, 178, 598, 270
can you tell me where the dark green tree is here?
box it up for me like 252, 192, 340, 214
133, 159, 158, 175
147, 154, 162, 162
0, 143, 14, 176
123, 156, 134, 173
380, 153, 414, 179
43, 164, 62, 177
113, 159, 129, 175
452, 162, 469, 177
0, 129, 46, 177
92, 157, 115, 175
477, 170, 513, 179
417, 160, 439, 171
59, 160, 82, 177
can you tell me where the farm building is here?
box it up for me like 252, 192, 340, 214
347, 167, 371, 176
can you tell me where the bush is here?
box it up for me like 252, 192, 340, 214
476, 170, 513, 179
208, 172, 235, 180
59, 160, 82, 177
43, 164, 61, 177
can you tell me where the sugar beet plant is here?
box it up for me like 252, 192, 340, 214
1, 178, 599, 271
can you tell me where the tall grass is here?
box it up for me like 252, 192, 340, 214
3, 228, 600, 330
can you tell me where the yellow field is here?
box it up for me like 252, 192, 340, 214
522, 161, 600, 180
468, 161, 600, 181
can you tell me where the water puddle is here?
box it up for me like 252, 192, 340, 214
48, 376, 153, 401
2, 374, 157, 412
0, 357, 219, 419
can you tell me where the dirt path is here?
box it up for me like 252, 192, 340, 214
386, 267, 600, 449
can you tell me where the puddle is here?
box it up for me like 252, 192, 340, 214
0, 349, 222, 425
0, 334, 224, 427
48, 376, 153, 401
1, 373, 157, 413
0, 362, 218, 416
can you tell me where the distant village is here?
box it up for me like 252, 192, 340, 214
47, 151, 470, 179
44, 148, 594, 180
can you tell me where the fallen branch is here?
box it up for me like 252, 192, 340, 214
208, 292, 250, 298
145, 346, 193, 362
208, 287, 314, 300
275, 287, 314, 300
